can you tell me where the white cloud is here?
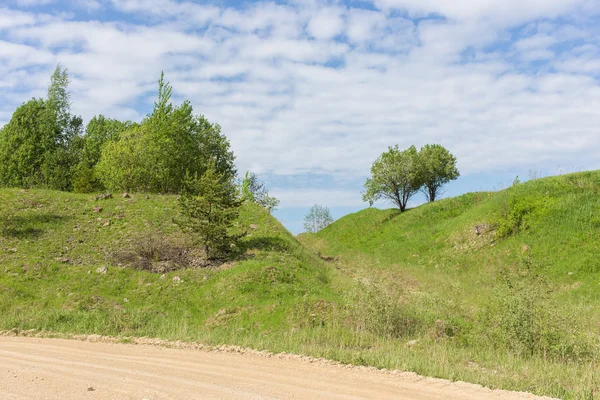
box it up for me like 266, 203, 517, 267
372, 0, 592, 25
307, 7, 345, 40
0, 8, 36, 29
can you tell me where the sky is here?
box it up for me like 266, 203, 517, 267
1, 0, 600, 233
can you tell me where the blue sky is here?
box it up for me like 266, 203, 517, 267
1, 0, 600, 234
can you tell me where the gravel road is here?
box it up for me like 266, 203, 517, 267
0, 337, 553, 400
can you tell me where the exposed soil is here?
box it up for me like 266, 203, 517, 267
0, 335, 555, 400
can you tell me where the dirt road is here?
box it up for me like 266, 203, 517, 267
0, 336, 552, 400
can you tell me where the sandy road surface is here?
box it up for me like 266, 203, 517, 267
0, 337, 552, 400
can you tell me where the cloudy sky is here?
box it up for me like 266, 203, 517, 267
1, 0, 600, 233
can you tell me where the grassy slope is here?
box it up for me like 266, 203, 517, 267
0, 189, 340, 349
300, 171, 600, 399
1, 173, 600, 399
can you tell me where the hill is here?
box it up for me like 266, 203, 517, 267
300, 170, 600, 399
0, 189, 339, 349
1, 173, 599, 399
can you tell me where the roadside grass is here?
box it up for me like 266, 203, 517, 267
1, 172, 599, 399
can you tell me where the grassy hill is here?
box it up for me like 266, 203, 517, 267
0, 189, 340, 348
1, 172, 599, 399
300, 170, 600, 399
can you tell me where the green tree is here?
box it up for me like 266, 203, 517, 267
97, 72, 235, 193
363, 145, 421, 212
73, 115, 133, 192
418, 144, 459, 202
239, 171, 280, 212
95, 126, 150, 192
177, 163, 241, 258
0, 64, 82, 190
0, 99, 58, 187
47, 64, 71, 137
304, 204, 333, 233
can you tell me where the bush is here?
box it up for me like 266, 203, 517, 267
476, 254, 597, 361
494, 193, 554, 238
112, 233, 205, 273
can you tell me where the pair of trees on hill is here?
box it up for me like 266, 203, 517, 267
363, 144, 459, 212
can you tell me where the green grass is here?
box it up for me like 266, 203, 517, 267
2, 172, 600, 399
300, 171, 600, 399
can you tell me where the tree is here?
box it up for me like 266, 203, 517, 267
73, 115, 133, 192
47, 64, 71, 138
0, 99, 58, 187
95, 126, 150, 192
304, 204, 333, 233
96, 72, 236, 193
0, 64, 83, 190
177, 163, 241, 259
418, 144, 459, 202
363, 145, 421, 212
239, 171, 280, 212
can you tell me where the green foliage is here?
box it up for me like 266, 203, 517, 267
177, 164, 241, 258
95, 126, 151, 192
0, 99, 57, 187
96, 73, 235, 193
47, 64, 72, 134
0, 65, 83, 191
363, 145, 421, 211
418, 144, 459, 202
477, 254, 594, 362
72, 115, 133, 192
494, 192, 554, 238
240, 171, 254, 202
239, 171, 280, 212
304, 204, 333, 233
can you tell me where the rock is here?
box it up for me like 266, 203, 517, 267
96, 267, 108, 275
122, 192, 131, 198
95, 193, 113, 200
92, 206, 103, 213
87, 386, 95, 391
249, 224, 259, 230
406, 340, 418, 348
172, 276, 182, 284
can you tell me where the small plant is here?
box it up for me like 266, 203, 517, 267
177, 163, 241, 259
112, 232, 201, 272
239, 171, 280, 212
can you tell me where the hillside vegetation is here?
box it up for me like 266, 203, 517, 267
0, 189, 340, 348
1, 171, 600, 399
301, 170, 600, 399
